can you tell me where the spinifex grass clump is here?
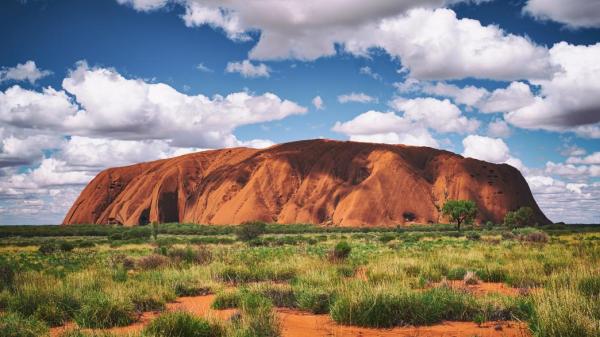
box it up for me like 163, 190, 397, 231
228, 292, 280, 337
144, 311, 223, 337
8, 273, 79, 327
0, 312, 48, 337
74, 291, 136, 328
330, 284, 479, 328
328, 241, 351, 262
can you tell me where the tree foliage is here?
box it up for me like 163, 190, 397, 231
441, 200, 478, 231
503, 207, 535, 228
236, 221, 267, 242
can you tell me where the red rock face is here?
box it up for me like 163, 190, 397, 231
63, 139, 550, 227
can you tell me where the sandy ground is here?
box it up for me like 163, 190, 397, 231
50, 292, 531, 337
439, 280, 521, 297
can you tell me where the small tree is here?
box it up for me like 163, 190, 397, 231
441, 199, 478, 231
236, 221, 267, 242
503, 206, 534, 228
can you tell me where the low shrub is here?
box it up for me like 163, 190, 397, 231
476, 266, 507, 283
253, 283, 296, 308
328, 241, 351, 261
446, 267, 467, 280
58, 241, 76, 252
465, 231, 481, 241
236, 222, 267, 242
212, 290, 242, 309
578, 275, 600, 297
74, 291, 136, 328
378, 234, 396, 243
38, 242, 57, 254
0, 263, 15, 290
168, 245, 212, 265
0, 312, 49, 337
144, 311, 223, 337
294, 286, 331, 314
521, 231, 549, 243
137, 254, 169, 270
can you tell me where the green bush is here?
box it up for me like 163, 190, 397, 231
294, 286, 331, 314
0, 263, 15, 290
578, 275, 600, 297
329, 241, 351, 261
74, 291, 136, 328
144, 311, 222, 337
0, 312, 48, 337
58, 241, 76, 252
236, 222, 267, 242
446, 267, 467, 280
465, 231, 481, 241
503, 207, 535, 228
137, 254, 169, 270
167, 245, 212, 265
38, 242, 57, 254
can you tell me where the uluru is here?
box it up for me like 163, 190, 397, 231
62, 139, 549, 227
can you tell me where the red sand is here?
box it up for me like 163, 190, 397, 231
50, 294, 531, 337
438, 281, 521, 296
63, 139, 549, 227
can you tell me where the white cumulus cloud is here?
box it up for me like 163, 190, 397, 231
0, 60, 52, 84
225, 60, 270, 78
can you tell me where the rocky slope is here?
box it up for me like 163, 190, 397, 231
63, 139, 550, 226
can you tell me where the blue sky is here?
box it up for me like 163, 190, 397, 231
0, 0, 599, 224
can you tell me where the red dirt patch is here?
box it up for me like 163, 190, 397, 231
50, 294, 531, 337
278, 309, 530, 337
434, 281, 520, 296
49, 295, 236, 337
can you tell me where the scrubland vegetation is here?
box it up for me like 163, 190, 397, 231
0, 221, 598, 337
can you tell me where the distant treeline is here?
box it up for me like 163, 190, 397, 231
0, 222, 597, 238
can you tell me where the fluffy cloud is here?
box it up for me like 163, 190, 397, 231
0, 131, 63, 168
122, 2, 554, 81
359, 66, 383, 81
332, 110, 439, 147
390, 97, 480, 133
566, 152, 600, 165
544, 161, 595, 179
344, 8, 554, 80
338, 92, 377, 104
333, 97, 478, 147
462, 135, 511, 163
312, 96, 324, 110
0, 86, 79, 130
477, 82, 535, 113
486, 119, 511, 138
524, 0, 600, 28
422, 82, 488, 107
505, 42, 600, 137
0, 60, 51, 84
526, 176, 599, 223
116, 0, 169, 12
225, 60, 270, 78
461, 135, 524, 171
0, 61, 305, 148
